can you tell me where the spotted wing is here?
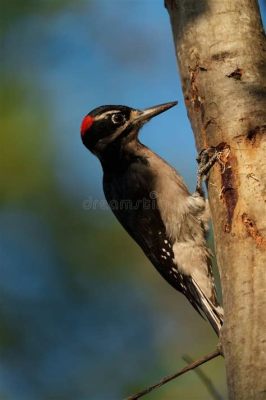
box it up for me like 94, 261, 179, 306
103, 179, 205, 317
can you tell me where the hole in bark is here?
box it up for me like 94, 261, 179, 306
242, 213, 266, 248
226, 68, 243, 80
211, 51, 234, 61
184, 95, 190, 106
246, 125, 266, 143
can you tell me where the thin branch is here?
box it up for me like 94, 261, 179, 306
125, 347, 221, 400
182, 354, 223, 400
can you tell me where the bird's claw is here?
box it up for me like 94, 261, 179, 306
196, 147, 218, 194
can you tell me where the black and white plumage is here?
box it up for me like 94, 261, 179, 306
81, 102, 223, 335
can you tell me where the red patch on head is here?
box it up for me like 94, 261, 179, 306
80, 115, 94, 136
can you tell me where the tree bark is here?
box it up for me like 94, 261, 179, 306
165, 1, 266, 399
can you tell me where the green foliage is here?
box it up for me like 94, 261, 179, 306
0, 76, 53, 204
0, 0, 82, 36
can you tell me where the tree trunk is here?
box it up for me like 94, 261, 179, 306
165, 1, 266, 399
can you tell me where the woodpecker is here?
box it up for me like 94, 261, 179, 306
80, 102, 223, 335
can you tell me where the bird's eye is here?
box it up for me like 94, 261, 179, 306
111, 113, 126, 125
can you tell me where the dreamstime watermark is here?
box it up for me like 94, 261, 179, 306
83, 191, 158, 211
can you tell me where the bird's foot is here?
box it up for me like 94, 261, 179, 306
196, 147, 218, 194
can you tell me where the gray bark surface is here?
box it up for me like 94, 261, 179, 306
165, 1, 266, 399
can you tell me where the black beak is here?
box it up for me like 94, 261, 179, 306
132, 101, 178, 125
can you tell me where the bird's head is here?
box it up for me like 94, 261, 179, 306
80, 101, 177, 157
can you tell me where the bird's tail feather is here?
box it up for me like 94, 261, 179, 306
192, 278, 224, 336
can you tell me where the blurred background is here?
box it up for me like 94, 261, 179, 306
1, 1, 265, 399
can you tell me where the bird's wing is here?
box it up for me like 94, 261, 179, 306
128, 208, 223, 334
103, 174, 223, 334
104, 188, 205, 317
